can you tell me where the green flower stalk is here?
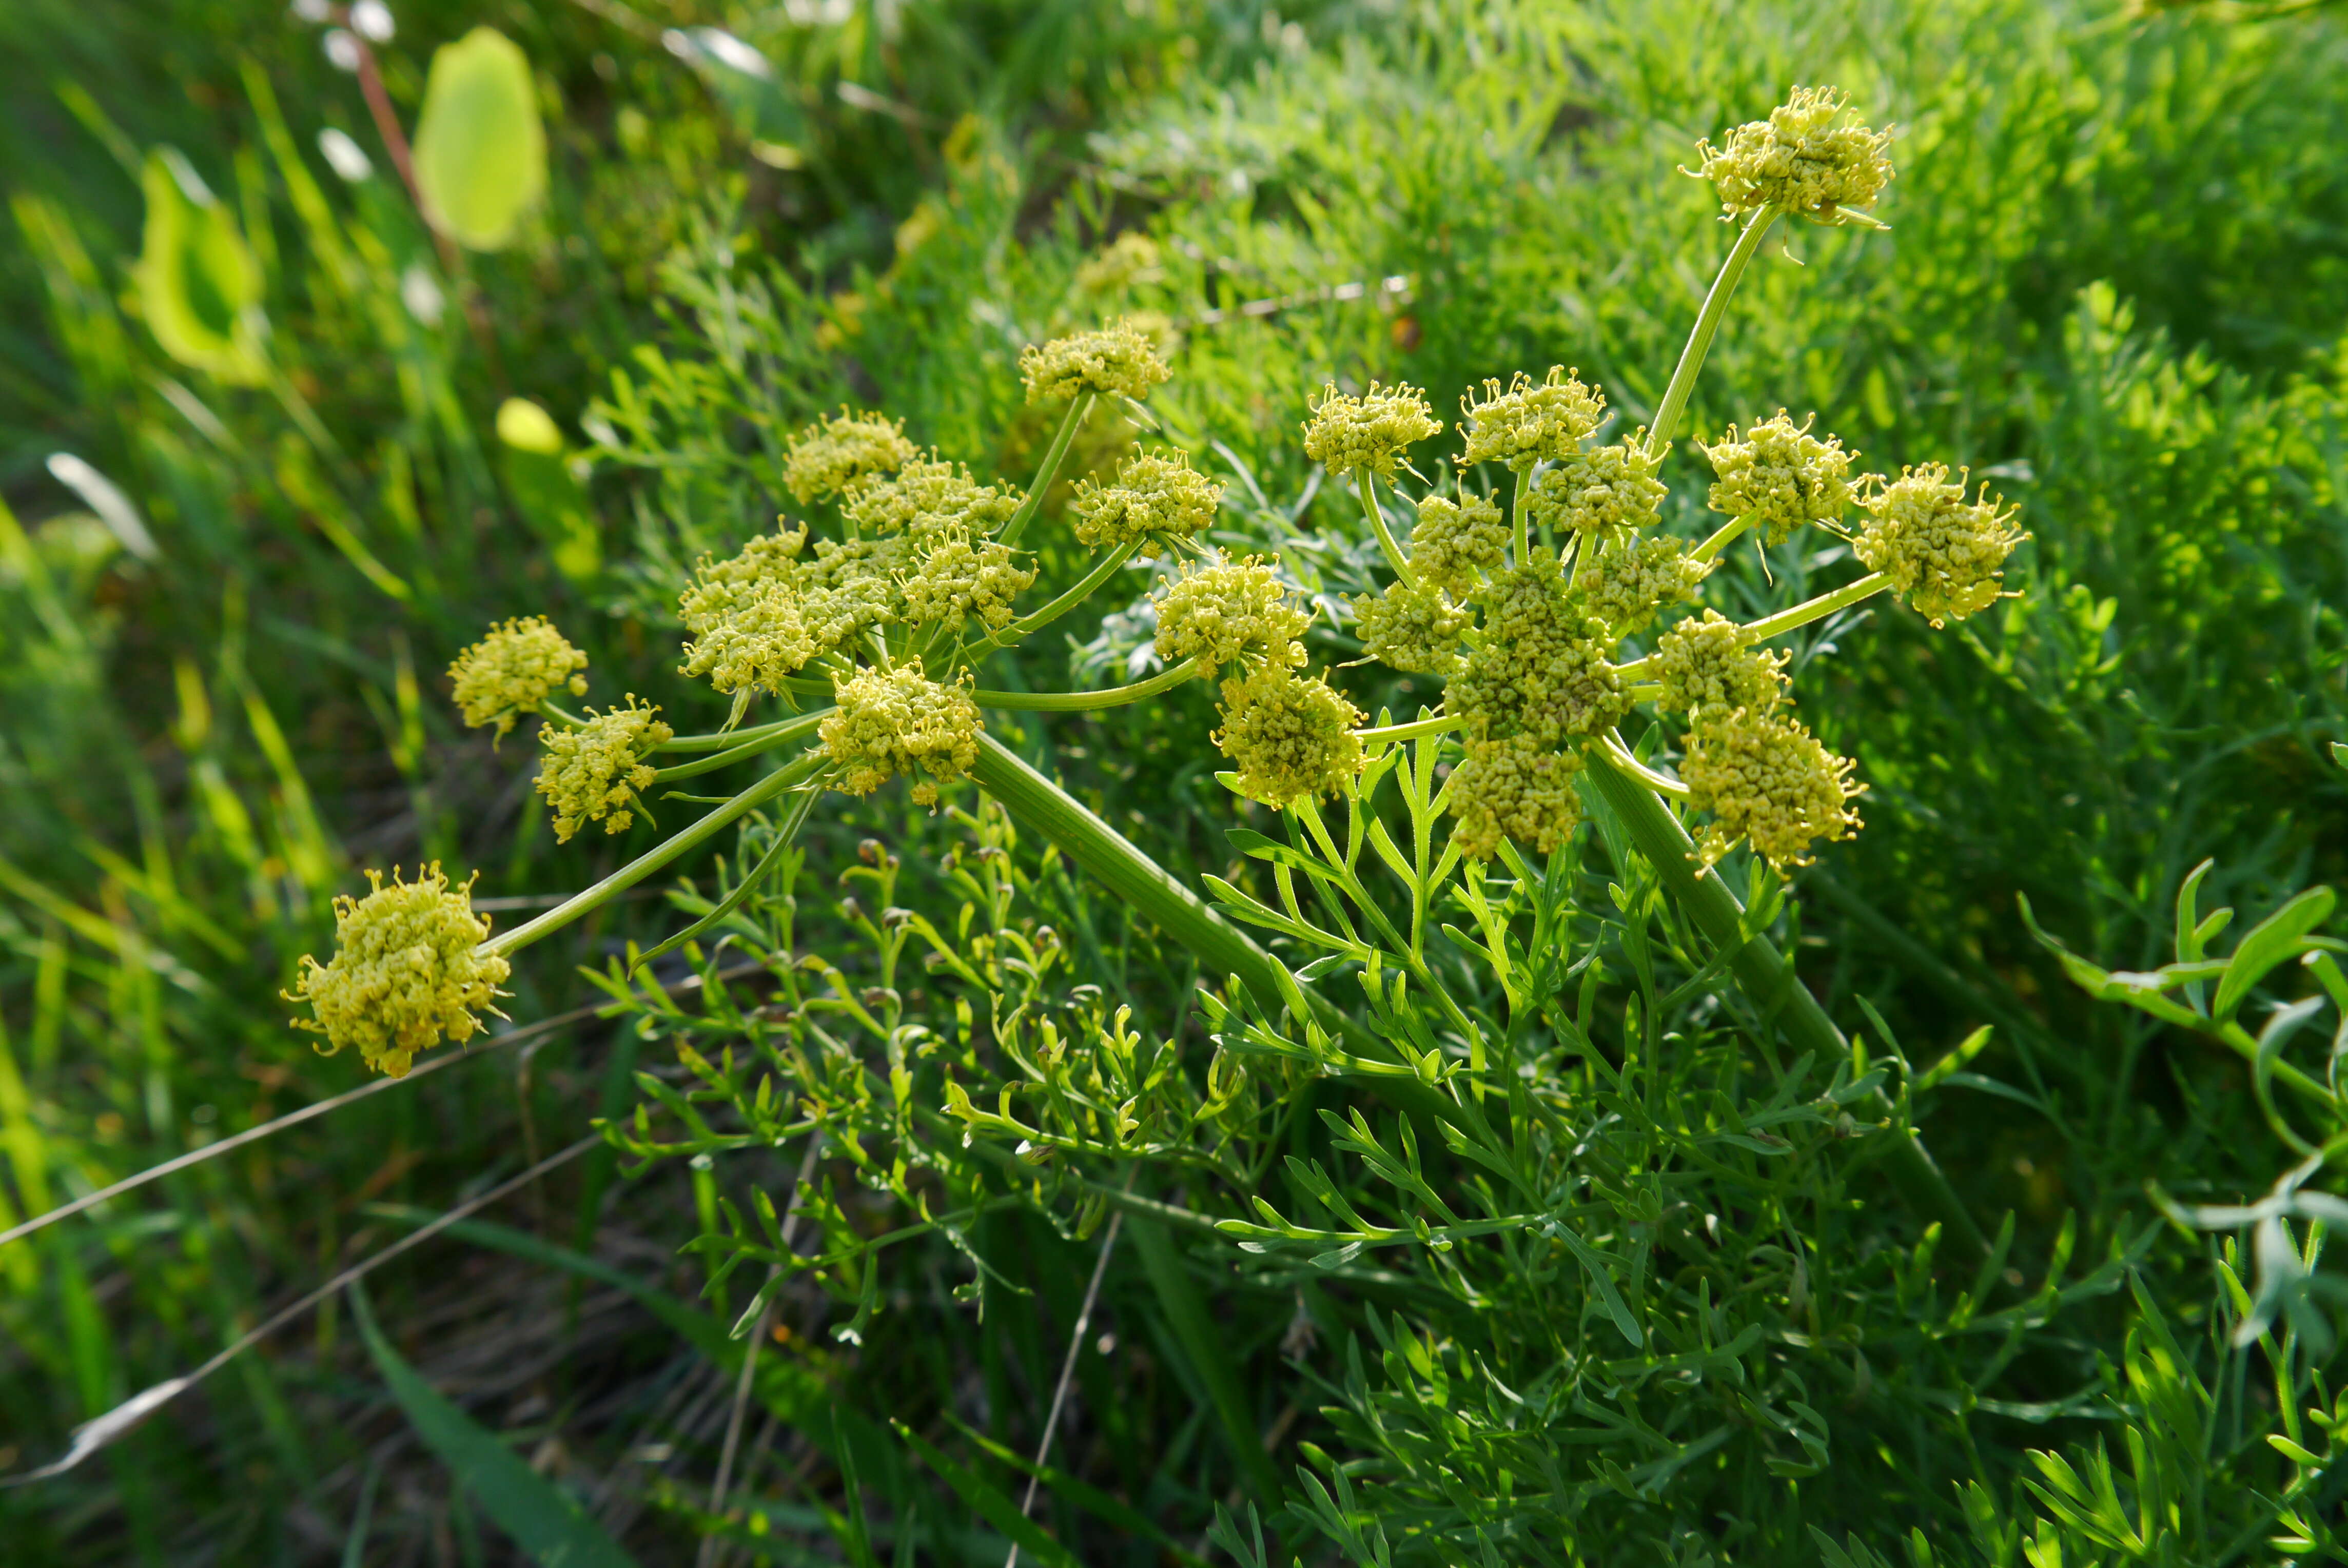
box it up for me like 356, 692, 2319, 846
537, 696, 673, 840
1653, 609, 1789, 718
1301, 381, 1443, 480
821, 665, 982, 807
1071, 448, 1223, 554
1153, 558, 1313, 677
1691, 85, 1894, 224
1459, 366, 1606, 471
1408, 491, 1510, 595
1212, 665, 1364, 807
782, 407, 918, 504
286, 864, 511, 1079
448, 616, 588, 737
1450, 733, 1583, 860
1701, 410, 1858, 547
1020, 318, 1172, 403
1681, 706, 1864, 868
1854, 463, 2027, 626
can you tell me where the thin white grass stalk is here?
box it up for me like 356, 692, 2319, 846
1003, 1205, 1127, 1568
0, 1136, 598, 1487
700, 1136, 824, 1568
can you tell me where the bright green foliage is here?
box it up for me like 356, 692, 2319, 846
130, 148, 265, 384
411, 27, 547, 252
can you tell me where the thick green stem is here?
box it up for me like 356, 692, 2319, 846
1600, 731, 1691, 800
1357, 469, 1417, 588
997, 393, 1093, 549
653, 710, 830, 781
658, 712, 826, 754
481, 749, 828, 959
1647, 207, 1777, 457
1358, 712, 1461, 744
1580, 748, 1989, 1260
957, 540, 1140, 666
1691, 514, 1754, 564
973, 658, 1201, 711
1739, 571, 1891, 643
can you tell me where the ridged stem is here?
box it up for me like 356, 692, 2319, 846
997, 393, 1093, 550
1647, 206, 1777, 457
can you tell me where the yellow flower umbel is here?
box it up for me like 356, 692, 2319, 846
1854, 463, 2026, 627
821, 667, 983, 807
448, 617, 588, 739
1071, 448, 1224, 554
1578, 535, 1713, 639
1020, 319, 1172, 404
287, 865, 511, 1078
901, 529, 1035, 631
842, 456, 1023, 538
1459, 367, 1605, 471
1527, 434, 1667, 539
1409, 492, 1510, 595
1301, 382, 1443, 481
1352, 581, 1469, 678
1691, 86, 1894, 224
1451, 555, 1629, 748
1653, 610, 1789, 718
783, 408, 919, 505
1449, 734, 1583, 860
1214, 665, 1364, 808
1680, 707, 1864, 868
1701, 411, 1858, 545
1153, 558, 1313, 676
678, 531, 825, 695
537, 696, 673, 841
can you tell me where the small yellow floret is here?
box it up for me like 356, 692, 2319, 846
1410, 493, 1510, 595
1071, 448, 1224, 554
842, 456, 1022, 539
1153, 558, 1313, 677
286, 864, 510, 1079
1681, 707, 1864, 868
1853, 463, 2026, 627
1449, 733, 1584, 860
1214, 665, 1364, 808
1702, 412, 1857, 545
1451, 556, 1628, 747
1652, 610, 1788, 717
901, 530, 1036, 631
1020, 319, 1172, 404
1527, 435, 1666, 538
448, 617, 588, 739
1578, 535, 1713, 639
821, 667, 983, 807
783, 408, 918, 504
1352, 581, 1468, 677
1459, 367, 1605, 471
537, 696, 673, 842
1691, 86, 1894, 224
1301, 382, 1443, 481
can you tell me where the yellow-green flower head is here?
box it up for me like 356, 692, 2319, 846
1853, 463, 2026, 627
782, 407, 919, 505
821, 666, 983, 807
1452, 555, 1629, 747
1702, 411, 1857, 545
1071, 448, 1224, 554
1301, 381, 1444, 481
1075, 232, 1163, 296
536, 695, 673, 842
1153, 558, 1313, 677
679, 531, 823, 694
1214, 665, 1365, 809
1691, 86, 1894, 224
1410, 492, 1510, 596
448, 617, 588, 739
900, 529, 1036, 631
1460, 367, 1606, 472
1351, 580, 1469, 677
1527, 434, 1667, 538
842, 456, 1023, 539
1682, 706, 1863, 868
1020, 318, 1173, 404
1578, 535, 1714, 639
1653, 609, 1789, 717
286, 864, 511, 1079
1450, 733, 1583, 860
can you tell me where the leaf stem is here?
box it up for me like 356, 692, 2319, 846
652, 710, 830, 781
1647, 206, 1778, 457
958, 540, 1141, 664
1357, 712, 1461, 743
972, 658, 1201, 711
1357, 468, 1418, 589
997, 392, 1093, 549
1691, 513, 1754, 564
1599, 731, 1691, 800
1738, 571, 1891, 643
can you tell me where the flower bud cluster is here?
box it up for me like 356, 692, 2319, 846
287, 864, 510, 1079
1528, 435, 1667, 538
782, 407, 918, 504
536, 695, 672, 841
1352, 581, 1469, 678
1578, 535, 1713, 638
1071, 448, 1223, 554
821, 667, 983, 807
1701, 411, 1857, 544
448, 617, 588, 738
1301, 382, 1443, 480
1680, 707, 1863, 868
1153, 558, 1312, 676
1450, 555, 1629, 748
1653, 610, 1788, 717
901, 530, 1036, 631
1691, 86, 1893, 224
1214, 665, 1364, 808
842, 456, 1022, 538
1410, 492, 1510, 595
679, 531, 825, 694
1020, 319, 1172, 404
1853, 463, 2025, 626
1459, 367, 1605, 471
1450, 733, 1583, 860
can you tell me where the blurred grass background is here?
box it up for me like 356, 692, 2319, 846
1, 0, 2344, 1560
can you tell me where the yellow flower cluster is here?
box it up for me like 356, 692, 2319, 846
1691, 86, 1894, 224
1701, 411, 1858, 545
286, 864, 511, 1079
901, 530, 1036, 631
1020, 319, 1172, 404
1459, 367, 1606, 471
1213, 665, 1364, 808
1153, 558, 1312, 676
820, 666, 983, 806
1301, 381, 1443, 480
1449, 733, 1583, 860
1653, 610, 1788, 717
1074, 232, 1163, 296
1451, 556, 1629, 748
782, 407, 918, 504
1352, 581, 1469, 678
678, 531, 826, 694
448, 617, 588, 739
1578, 535, 1713, 638
1853, 463, 2026, 626
1680, 707, 1863, 868
536, 696, 673, 841
1410, 492, 1510, 595
1071, 448, 1224, 554
842, 456, 1022, 538
1528, 434, 1667, 538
